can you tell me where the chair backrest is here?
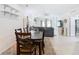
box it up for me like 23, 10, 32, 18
15, 32, 31, 43
15, 28, 22, 33
23, 27, 27, 33
15, 32, 31, 55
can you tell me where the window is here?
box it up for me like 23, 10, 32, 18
47, 20, 52, 27
42, 21, 45, 27
41, 20, 52, 27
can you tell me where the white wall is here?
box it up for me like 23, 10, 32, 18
70, 17, 75, 36
0, 5, 23, 54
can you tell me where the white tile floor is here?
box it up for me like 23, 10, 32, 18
2, 36, 79, 55
50, 36, 79, 55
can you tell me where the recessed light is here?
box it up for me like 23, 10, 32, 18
71, 10, 76, 13
44, 13, 48, 16
25, 4, 28, 7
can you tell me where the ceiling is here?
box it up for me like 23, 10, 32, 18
19, 4, 79, 16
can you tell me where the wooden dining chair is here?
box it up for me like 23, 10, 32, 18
15, 32, 36, 55
33, 30, 45, 54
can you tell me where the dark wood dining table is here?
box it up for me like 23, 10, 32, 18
30, 30, 43, 55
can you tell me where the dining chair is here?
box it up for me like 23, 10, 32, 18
38, 28, 45, 53
15, 32, 36, 55
33, 30, 45, 54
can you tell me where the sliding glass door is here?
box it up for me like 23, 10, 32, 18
41, 20, 52, 27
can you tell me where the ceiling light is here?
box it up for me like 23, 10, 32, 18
25, 4, 28, 7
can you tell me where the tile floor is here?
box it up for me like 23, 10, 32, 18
1, 37, 56, 55
1, 36, 79, 55
51, 36, 79, 55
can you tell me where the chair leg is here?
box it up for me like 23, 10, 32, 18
42, 41, 45, 54
43, 43, 45, 47
43, 48, 44, 54
17, 46, 20, 55
17, 53, 20, 55
42, 45, 44, 54
34, 48, 36, 55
